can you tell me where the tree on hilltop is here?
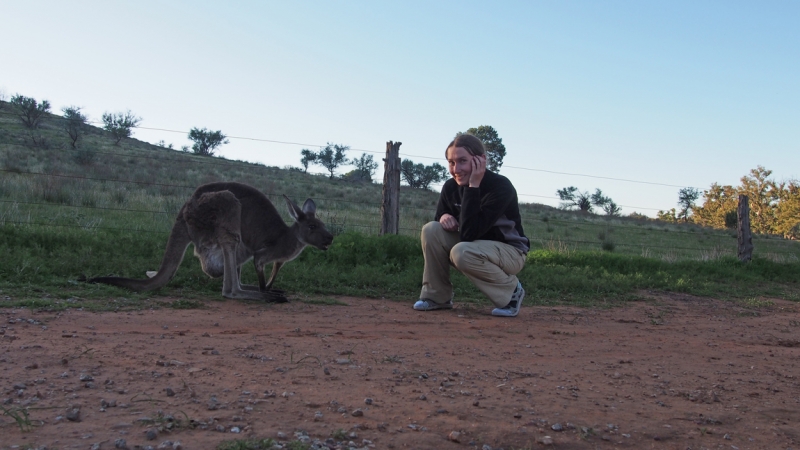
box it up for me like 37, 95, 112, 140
301, 143, 349, 179
102, 110, 141, 145
460, 125, 507, 173
188, 127, 229, 156
400, 159, 448, 190
62, 106, 88, 149
677, 187, 700, 222
346, 153, 379, 182
558, 187, 619, 215
11, 94, 51, 129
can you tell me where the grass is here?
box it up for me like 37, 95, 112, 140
0, 102, 799, 310
0, 405, 39, 432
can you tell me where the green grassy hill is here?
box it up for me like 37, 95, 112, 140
1, 101, 798, 309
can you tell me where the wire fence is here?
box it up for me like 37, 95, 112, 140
1, 109, 798, 259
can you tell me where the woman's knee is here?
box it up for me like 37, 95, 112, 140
421, 221, 443, 240
450, 242, 478, 270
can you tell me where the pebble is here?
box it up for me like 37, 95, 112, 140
276, 431, 287, 439
551, 423, 563, 431
230, 426, 241, 433
80, 374, 94, 382
364, 397, 373, 405
314, 411, 323, 421
146, 428, 158, 440
538, 436, 554, 445
165, 387, 175, 397
448, 431, 461, 442
351, 408, 364, 417
114, 439, 128, 449
207, 396, 220, 410
66, 407, 81, 422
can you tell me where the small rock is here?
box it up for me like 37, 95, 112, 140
276, 431, 287, 439
364, 397, 373, 405
472, 400, 480, 407
551, 423, 563, 431
80, 374, 94, 382
165, 387, 175, 397
230, 426, 241, 433
13, 382, 26, 389
114, 439, 128, 449
323, 367, 330, 375
314, 411, 323, 421
207, 396, 219, 410
418, 394, 427, 401
724, 433, 732, 440
66, 407, 81, 422
91, 444, 101, 450
351, 408, 364, 417
538, 436, 553, 445
448, 431, 461, 442
146, 428, 158, 440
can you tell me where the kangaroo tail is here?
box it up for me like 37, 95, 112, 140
89, 218, 192, 292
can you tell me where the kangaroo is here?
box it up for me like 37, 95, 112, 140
89, 182, 334, 302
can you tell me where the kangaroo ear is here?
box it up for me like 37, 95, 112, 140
283, 195, 304, 221
302, 198, 317, 218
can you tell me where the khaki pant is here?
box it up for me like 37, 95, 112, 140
419, 221, 526, 308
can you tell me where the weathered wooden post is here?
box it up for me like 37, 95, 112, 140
380, 141, 401, 235
738, 194, 754, 262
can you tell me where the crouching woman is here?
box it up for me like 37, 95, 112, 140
414, 133, 530, 317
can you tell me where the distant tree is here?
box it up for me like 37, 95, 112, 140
349, 153, 378, 182
557, 186, 592, 212
462, 125, 506, 172
692, 183, 738, 229
61, 106, 88, 149
400, 159, 448, 190
310, 143, 349, 179
300, 149, 317, 173
628, 211, 649, 220
188, 127, 228, 156
657, 208, 678, 222
676, 187, 700, 222
739, 166, 780, 234
603, 201, 621, 216
558, 187, 616, 214
102, 110, 141, 145
10, 94, 51, 129
775, 181, 800, 239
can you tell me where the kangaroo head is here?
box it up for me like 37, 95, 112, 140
284, 195, 334, 250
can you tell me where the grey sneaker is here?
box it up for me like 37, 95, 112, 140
491, 282, 525, 317
413, 299, 454, 311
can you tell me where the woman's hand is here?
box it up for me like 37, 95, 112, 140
439, 213, 459, 231
469, 154, 486, 188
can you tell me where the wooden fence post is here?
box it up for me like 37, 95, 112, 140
738, 194, 754, 262
380, 141, 401, 235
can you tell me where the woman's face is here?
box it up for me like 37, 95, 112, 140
446, 146, 473, 186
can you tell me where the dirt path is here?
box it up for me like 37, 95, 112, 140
1, 293, 799, 450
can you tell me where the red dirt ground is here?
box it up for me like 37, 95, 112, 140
1, 292, 799, 450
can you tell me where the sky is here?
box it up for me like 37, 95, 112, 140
2, 1, 798, 216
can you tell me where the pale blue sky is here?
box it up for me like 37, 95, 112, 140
2, 1, 798, 215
